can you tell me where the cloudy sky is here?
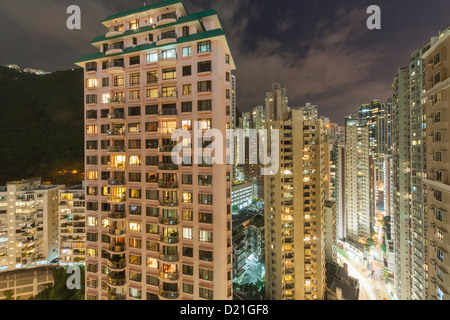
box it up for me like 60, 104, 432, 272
0, 0, 449, 124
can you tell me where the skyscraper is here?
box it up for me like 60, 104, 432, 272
344, 115, 371, 242
265, 109, 326, 300
75, 1, 236, 300
265, 83, 288, 122
422, 27, 450, 300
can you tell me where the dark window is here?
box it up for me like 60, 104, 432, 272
130, 56, 140, 65
198, 81, 212, 92
197, 40, 211, 53
198, 61, 211, 73
145, 105, 158, 115
181, 101, 192, 113
182, 65, 192, 76
198, 100, 212, 111
128, 106, 141, 116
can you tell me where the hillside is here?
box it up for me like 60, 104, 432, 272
0, 67, 84, 185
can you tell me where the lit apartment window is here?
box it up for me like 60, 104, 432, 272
182, 192, 192, 203
129, 73, 140, 86
199, 212, 213, 224
182, 46, 191, 57
198, 119, 211, 130
197, 40, 211, 53
162, 86, 176, 98
434, 112, 441, 123
87, 216, 98, 226
181, 120, 192, 131
161, 49, 176, 59
146, 52, 158, 63
199, 230, 213, 243
146, 88, 158, 99
183, 84, 192, 95
162, 68, 176, 80
114, 75, 124, 87
102, 93, 110, 104
129, 155, 141, 166
129, 255, 141, 265
437, 229, 444, 242
129, 90, 140, 100
182, 228, 193, 240
182, 210, 193, 221
86, 125, 98, 135
129, 189, 141, 199
86, 170, 98, 180
129, 238, 142, 249
128, 123, 141, 134
129, 19, 139, 30
147, 258, 158, 269
87, 248, 97, 257
86, 78, 98, 88
129, 222, 141, 232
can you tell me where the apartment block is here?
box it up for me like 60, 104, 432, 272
75, 0, 235, 300
422, 27, 450, 300
265, 109, 326, 300
58, 184, 86, 266
344, 115, 371, 242
0, 178, 62, 271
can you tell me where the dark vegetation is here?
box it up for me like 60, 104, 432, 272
0, 67, 84, 186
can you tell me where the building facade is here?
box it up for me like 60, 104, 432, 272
265, 109, 326, 300
0, 178, 62, 271
75, 0, 236, 300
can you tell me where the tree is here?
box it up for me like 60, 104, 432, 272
3, 290, 14, 300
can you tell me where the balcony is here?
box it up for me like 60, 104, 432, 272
106, 25, 124, 37
158, 127, 177, 135
159, 290, 179, 299
107, 146, 126, 153
160, 217, 179, 225
105, 43, 124, 55
108, 196, 126, 203
108, 292, 126, 300
158, 52, 177, 67
105, 61, 125, 73
159, 198, 178, 207
107, 129, 125, 136
159, 234, 179, 244
156, 12, 178, 25
159, 253, 179, 262
108, 244, 126, 254
158, 180, 178, 189
108, 179, 125, 186
156, 31, 177, 46
107, 113, 125, 122
107, 259, 126, 270
159, 272, 179, 281
158, 90, 177, 102
108, 227, 126, 236
107, 211, 126, 219
158, 145, 176, 153
107, 162, 126, 170
107, 276, 126, 287
107, 97, 126, 106
158, 109, 178, 117
158, 163, 178, 171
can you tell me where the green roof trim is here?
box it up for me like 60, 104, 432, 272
91, 9, 218, 45
75, 28, 226, 64
100, 0, 186, 23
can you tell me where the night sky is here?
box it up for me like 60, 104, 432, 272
1, 0, 449, 124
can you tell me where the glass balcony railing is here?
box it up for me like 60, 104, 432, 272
159, 253, 179, 262
158, 180, 178, 189
159, 216, 179, 225
107, 211, 126, 219
159, 198, 178, 207
157, 12, 178, 23
159, 290, 179, 299
159, 272, 179, 281
108, 228, 126, 236
108, 179, 125, 186
107, 146, 126, 153
158, 109, 178, 116
159, 234, 179, 244
107, 260, 126, 270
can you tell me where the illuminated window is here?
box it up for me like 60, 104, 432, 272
182, 210, 193, 221
182, 192, 192, 203
182, 120, 192, 131
147, 257, 158, 269
183, 228, 193, 239
198, 119, 211, 130
102, 93, 110, 104
86, 125, 97, 135
87, 248, 97, 257
199, 230, 213, 243
162, 68, 176, 80
129, 222, 141, 232
86, 78, 98, 88
129, 90, 140, 100
87, 216, 98, 227
101, 218, 109, 228
183, 84, 192, 95
86, 171, 98, 180
129, 255, 141, 265
129, 19, 139, 30
129, 155, 141, 166
146, 52, 158, 63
